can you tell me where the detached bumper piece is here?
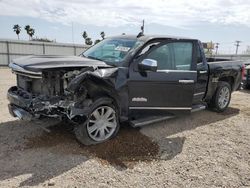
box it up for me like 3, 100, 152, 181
8, 104, 33, 121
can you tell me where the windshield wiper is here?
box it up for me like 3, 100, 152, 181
86, 56, 116, 67
86, 56, 103, 61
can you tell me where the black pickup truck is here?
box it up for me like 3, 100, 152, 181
8, 35, 244, 145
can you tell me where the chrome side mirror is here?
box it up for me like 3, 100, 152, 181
138, 59, 158, 72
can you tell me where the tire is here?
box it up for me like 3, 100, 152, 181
209, 81, 232, 112
246, 84, 250, 89
74, 97, 120, 145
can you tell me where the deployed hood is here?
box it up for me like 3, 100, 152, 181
10, 55, 112, 72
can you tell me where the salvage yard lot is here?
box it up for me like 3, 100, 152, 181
0, 68, 250, 187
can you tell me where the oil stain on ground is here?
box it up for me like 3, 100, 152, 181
24, 123, 159, 169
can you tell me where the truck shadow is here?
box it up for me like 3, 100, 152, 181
0, 107, 239, 186
239, 89, 250, 94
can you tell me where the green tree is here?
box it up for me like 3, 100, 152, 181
94, 39, 101, 44
24, 25, 30, 35
13, 24, 21, 40
82, 31, 88, 40
28, 28, 35, 39
82, 31, 93, 45
85, 37, 93, 45
100, 31, 105, 40
25, 25, 35, 40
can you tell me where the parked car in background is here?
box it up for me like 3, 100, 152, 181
243, 62, 250, 89
7, 35, 244, 145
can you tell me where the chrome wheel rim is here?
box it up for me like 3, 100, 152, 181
218, 86, 230, 109
87, 106, 117, 142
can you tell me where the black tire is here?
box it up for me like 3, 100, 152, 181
74, 97, 120, 145
208, 81, 232, 112
246, 84, 250, 90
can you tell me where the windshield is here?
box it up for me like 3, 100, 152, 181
82, 38, 143, 66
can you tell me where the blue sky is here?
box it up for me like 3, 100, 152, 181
0, 0, 250, 54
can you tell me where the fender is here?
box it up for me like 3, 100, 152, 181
67, 67, 129, 121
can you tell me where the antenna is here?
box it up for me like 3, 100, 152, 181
141, 19, 144, 34
137, 19, 145, 38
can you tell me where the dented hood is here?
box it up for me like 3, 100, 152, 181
10, 55, 112, 72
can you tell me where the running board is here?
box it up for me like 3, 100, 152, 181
191, 104, 206, 113
130, 104, 206, 128
130, 115, 175, 128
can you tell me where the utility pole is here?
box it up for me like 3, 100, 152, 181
235, 40, 241, 55
215, 43, 219, 55
71, 22, 75, 44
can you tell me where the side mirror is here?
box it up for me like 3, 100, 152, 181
138, 59, 157, 72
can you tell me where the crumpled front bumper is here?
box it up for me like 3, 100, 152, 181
7, 86, 34, 120
8, 104, 33, 121
7, 86, 90, 121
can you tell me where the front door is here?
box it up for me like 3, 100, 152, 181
128, 40, 197, 116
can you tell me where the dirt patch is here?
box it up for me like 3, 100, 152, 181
241, 107, 250, 116
1, 69, 250, 187
86, 125, 159, 168
25, 123, 159, 169
219, 106, 240, 115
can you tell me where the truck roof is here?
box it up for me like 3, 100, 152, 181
109, 34, 197, 42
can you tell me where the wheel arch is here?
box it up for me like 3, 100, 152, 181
83, 78, 121, 118
218, 76, 234, 89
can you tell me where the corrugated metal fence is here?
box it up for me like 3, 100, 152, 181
1, 39, 250, 66
213, 54, 250, 61
0, 39, 89, 66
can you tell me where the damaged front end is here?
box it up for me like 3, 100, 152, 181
8, 65, 120, 123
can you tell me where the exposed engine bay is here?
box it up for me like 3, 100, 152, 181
8, 66, 123, 123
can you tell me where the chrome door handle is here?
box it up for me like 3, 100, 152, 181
179, 80, 194, 83
199, 70, 207, 74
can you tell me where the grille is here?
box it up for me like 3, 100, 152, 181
17, 74, 42, 94
16, 73, 63, 96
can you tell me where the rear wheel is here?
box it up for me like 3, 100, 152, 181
246, 84, 250, 89
74, 97, 120, 145
209, 81, 231, 112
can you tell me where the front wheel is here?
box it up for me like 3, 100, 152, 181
74, 98, 120, 145
209, 81, 232, 112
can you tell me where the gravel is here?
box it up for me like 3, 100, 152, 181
0, 68, 249, 187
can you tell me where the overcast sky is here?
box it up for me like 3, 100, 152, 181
0, 0, 250, 54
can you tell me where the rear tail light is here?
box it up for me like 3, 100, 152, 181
242, 64, 245, 80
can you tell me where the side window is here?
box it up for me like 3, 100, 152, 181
173, 42, 192, 70
147, 44, 172, 70
144, 42, 193, 71
138, 42, 160, 56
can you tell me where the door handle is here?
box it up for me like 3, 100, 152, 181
199, 70, 207, 74
179, 80, 194, 83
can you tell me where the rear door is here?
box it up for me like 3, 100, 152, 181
128, 39, 197, 115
